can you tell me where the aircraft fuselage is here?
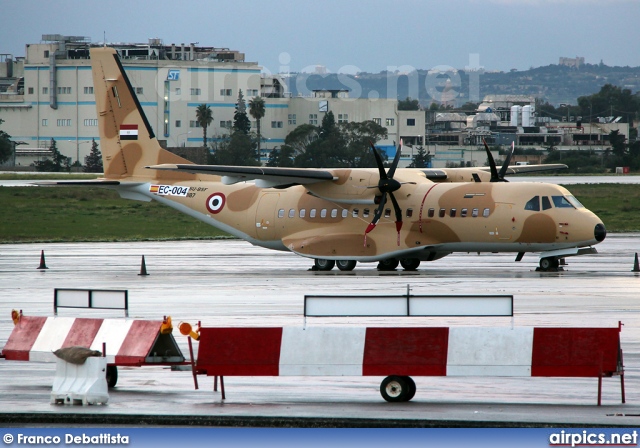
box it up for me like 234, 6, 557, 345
136, 178, 604, 263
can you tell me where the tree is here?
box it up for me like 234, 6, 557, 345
287, 116, 388, 168
408, 146, 431, 168
266, 145, 295, 167
210, 132, 260, 166
283, 124, 319, 156
609, 130, 626, 157
318, 110, 337, 139
83, 138, 103, 173
0, 119, 13, 164
233, 90, 251, 135
195, 104, 213, 147
248, 96, 266, 161
34, 138, 68, 172
398, 97, 420, 111
337, 120, 388, 167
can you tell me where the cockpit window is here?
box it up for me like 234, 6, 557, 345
542, 196, 552, 210
552, 196, 574, 208
566, 195, 584, 208
524, 196, 540, 211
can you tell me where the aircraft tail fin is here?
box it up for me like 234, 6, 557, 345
90, 47, 195, 182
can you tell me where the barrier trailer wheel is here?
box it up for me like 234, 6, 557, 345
380, 375, 412, 402
106, 365, 118, 388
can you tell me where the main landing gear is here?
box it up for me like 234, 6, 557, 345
312, 258, 421, 271
313, 259, 357, 271
377, 258, 421, 271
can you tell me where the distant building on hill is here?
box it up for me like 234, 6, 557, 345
559, 57, 585, 68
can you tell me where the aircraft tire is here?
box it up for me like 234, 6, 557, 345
377, 258, 399, 271
400, 258, 420, 271
336, 260, 357, 271
539, 257, 559, 271
380, 375, 412, 402
106, 365, 118, 388
314, 259, 335, 271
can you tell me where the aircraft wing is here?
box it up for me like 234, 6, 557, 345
487, 163, 568, 175
421, 163, 568, 182
147, 164, 337, 188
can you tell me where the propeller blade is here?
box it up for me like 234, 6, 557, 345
498, 141, 515, 180
369, 141, 387, 180
389, 193, 402, 225
388, 193, 403, 246
387, 140, 403, 179
482, 137, 499, 182
365, 194, 387, 235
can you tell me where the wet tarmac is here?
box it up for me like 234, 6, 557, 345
1, 236, 639, 427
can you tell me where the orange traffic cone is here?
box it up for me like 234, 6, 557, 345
37, 250, 48, 270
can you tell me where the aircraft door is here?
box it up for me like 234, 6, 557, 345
255, 193, 280, 241
492, 202, 514, 241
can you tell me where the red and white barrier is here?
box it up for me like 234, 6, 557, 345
196, 326, 622, 379
2, 316, 180, 366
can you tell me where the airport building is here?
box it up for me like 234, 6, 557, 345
0, 35, 424, 167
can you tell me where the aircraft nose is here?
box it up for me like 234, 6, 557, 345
594, 223, 607, 242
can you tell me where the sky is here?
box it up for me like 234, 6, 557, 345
2, 0, 639, 75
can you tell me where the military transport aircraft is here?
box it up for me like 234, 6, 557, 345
43, 47, 607, 272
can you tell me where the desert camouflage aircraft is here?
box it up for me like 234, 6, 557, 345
47, 47, 607, 271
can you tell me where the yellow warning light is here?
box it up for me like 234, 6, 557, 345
178, 322, 200, 340
160, 315, 173, 335
11, 309, 21, 325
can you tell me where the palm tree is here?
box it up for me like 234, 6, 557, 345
248, 96, 266, 161
195, 104, 213, 147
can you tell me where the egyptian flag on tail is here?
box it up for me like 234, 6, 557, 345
120, 124, 138, 140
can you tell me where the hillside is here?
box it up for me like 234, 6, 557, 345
291, 63, 640, 106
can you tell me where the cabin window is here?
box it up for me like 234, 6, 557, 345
461, 208, 468, 217
472, 208, 479, 217
428, 208, 435, 218
288, 209, 295, 218
525, 196, 540, 211
552, 196, 574, 208
384, 209, 391, 218
363, 209, 370, 218
310, 209, 317, 218
320, 209, 327, 218
450, 209, 457, 218
439, 208, 446, 218
299, 209, 306, 218
482, 208, 490, 217
406, 208, 413, 218
331, 209, 338, 218
542, 196, 552, 210
352, 208, 359, 217
278, 209, 285, 218
341, 209, 348, 218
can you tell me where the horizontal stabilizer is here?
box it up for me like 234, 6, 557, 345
32, 180, 123, 187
